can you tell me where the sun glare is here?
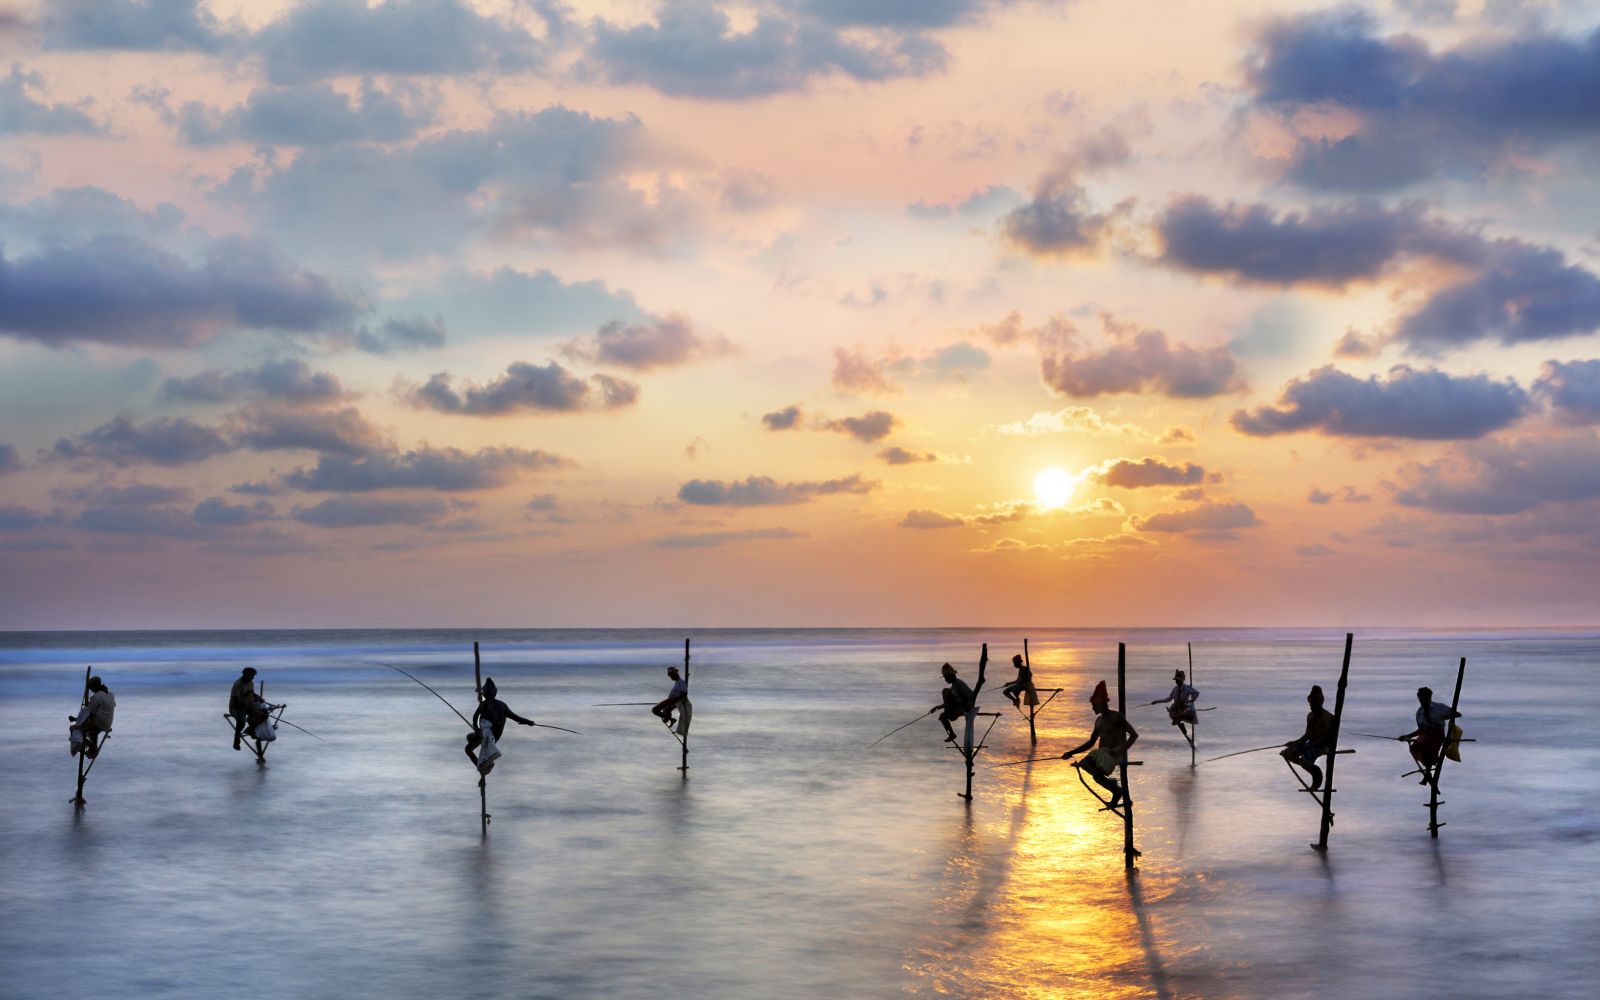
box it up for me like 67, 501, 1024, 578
1033, 466, 1077, 510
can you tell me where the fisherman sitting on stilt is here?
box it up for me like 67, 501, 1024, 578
1281, 684, 1334, 791
651, 666, 688, 728
935, 663, 975, 743
1001, 654, 1033, 709
70, 676, 116, 759
229, 667, 259, 751
1060, 680, 1138, 809
465, 678, 536, 775
1400, 686, 1462, 783
1153, 669, 1199, 740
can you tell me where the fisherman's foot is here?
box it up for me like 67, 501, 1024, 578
233, 739, 242, 751
943, 733, 957, 743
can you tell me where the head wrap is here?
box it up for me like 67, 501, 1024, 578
1090, 680, 1109, 705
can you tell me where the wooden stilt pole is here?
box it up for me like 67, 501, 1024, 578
1315, 633, 1353, 851
962, 708, 977, 800
474, 641, 488, 835
72, 666, 90, 806
1025, 638, 1037, 744
1118, 642, 1137, 870
1187, 642, 1196, 768
254, 681, 267, 763
1429, 657, 1467, 838
679, 638, 691, 776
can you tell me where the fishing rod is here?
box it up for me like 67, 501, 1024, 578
273, 715, 326, 742
375, 661, 474, 727
592, 702, 655, 707
1347, 732, 1404, 741
1205, 744, 1287, 763
376, 661, 578, 735
987, 754, 1066, 769
868, 707, 938, 747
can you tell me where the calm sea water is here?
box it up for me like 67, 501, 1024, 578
1, 628, 1596, 999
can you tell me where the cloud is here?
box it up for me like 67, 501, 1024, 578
1296, 543, 1334, 557
899, 509, 965, 529
1153, 197, 1600, 354
230, 106, 657, 258
43, 0, 229, 53
762, 405, 804, 430
161, 359, 348, 406
802, 0, 1014, 29
561, 314, 732, 371
1041, 317, 1246, 399
677, 473, 876, 506
583, 4, 947, 100
654, 526, 806, 549
251, 0, 549, 84
0, 186, 187, 248
291, 495, 453, 528
1307, 486, 1370, 505
999, 132, 1131, 256
229, 406, 389, 457
1534, 359, 1600, 426
0, 442, 19, 475
996, 406, 1140, 437
1133, 501, 1262, 533
908, 184, 1022, 220
72, 505, 213, 538
407, 361, 639, 415
157, 80, 435, 147
0, 233, 360, 349
283, 445, 571, 492
1244, 10, 1600, 191
355, 315, 447, 354
387, 266, 644, 340
1390, 433, 1600, 515
50, 416, 232, 467
1232, 365, 1530, 439
1093, 458, 1205, 488
0, 505, 51, 530
878, 446, 941, 465
1155, 196, 1446, 288
0, 64, 103, 134
819, 410, 897, 442
192, 497, 275, 526
832, 347, 898, 394
1392, 240, 1600, 354
54, 482, 188, 507
1160, 426, 1195, 444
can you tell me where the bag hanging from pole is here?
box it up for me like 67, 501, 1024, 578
477, 719, 502, 768
253, 718, 277, 742
69, 725, 84, 755
1023, 684, 1039, 707
675, 698, 693, 736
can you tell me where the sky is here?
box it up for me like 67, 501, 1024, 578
1, 0, 1598, 628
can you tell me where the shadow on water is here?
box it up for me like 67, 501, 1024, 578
1127, 871, 1173, 999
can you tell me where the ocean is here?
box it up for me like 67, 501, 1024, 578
1, 628, 1596, 999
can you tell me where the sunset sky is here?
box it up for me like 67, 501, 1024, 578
1, 0, 1597, 628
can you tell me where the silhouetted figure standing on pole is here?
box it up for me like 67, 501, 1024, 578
1282, 685, 1335, 791
652, 666, 689, 729
230, 667, 259, 750
1401, 686, 1462, 782
935, 663, 974, 743
70, 676, 115, 759
1153, 669, 1199, 741
1001, 654, 1033, 709
465, 678, 535, 775
1061, 680, 1138, 809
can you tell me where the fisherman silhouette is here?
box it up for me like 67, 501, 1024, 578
229, 667, 258, 751
1001, 653, 1033, 709
1154, 669, 1199, 740
934, 663, 974, 743
70, 676, 115, 759
465, 678, 535, 775
1060, 680, 1138, 809
652, 666, 688, 728
1281, 684, 1334, 791
1401, 686, 1462, 782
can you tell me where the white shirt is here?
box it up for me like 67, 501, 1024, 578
669, 678, 688, 700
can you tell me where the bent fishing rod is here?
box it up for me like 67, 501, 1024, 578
868, 707, 939, 747
1205, 744, 1288, 763
374, 661, 581, 735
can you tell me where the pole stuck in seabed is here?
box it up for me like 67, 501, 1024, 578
71, 665, 91, 806
1021, 638, 1063, 745
474, 641, 489, 835
1313, 632, 1355, 852
1119, 642, 1138, 870
675, 638, 692, 777
1426, 656, 1468, 839
957, 643, 999, 802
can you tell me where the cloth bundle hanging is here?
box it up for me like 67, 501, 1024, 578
1023, 684, 1040, 707
476, 718, 502, 773
69, 724, 84, 755
675, 698, 693, 736
253, 717, 277, 742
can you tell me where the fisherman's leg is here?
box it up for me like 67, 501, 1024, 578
1296, 750, 1324, 791
651, 699, 673, 722
464, 729, 482, 765
1087, 762, 1124, 805
83, 726, 102, 759
232, 712, 247, 750
939, 708, 958, 742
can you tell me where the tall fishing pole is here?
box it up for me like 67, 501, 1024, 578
1187, 641, 1197, 767
677, 638, 691, 776
1314, 632, 1354, 852
71, 666, 91, 806
1427, 656, 1468, 839
1205, 744, 1286, 763
868, 707, 938, 747
474, 642, 488, 835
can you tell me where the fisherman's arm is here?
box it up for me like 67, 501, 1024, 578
1122, 718, 1140, 748
506, 708, 536, 726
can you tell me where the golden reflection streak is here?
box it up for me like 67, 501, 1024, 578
902, 646, 1184, 998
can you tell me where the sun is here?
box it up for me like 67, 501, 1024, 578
1033, 466, 1077, 511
